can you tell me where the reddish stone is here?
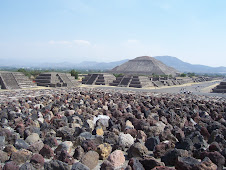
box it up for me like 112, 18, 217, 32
209, 142, 221, 152
3, 161, 19, 170
200, 127, 210, 140
197, 157, 217, 170
39, 144, 54, 158
124, 128, 137, 138
108, 150, 125, 168
153, 142, 171, 158
81, 139, 97, 152
55, 150, 74, 165
30, 154, 45, 169
200, 151, 225, 170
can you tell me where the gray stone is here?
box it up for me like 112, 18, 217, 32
19, 163, 35, 170
145, 137, 160, 151
71, 162, 90, 170
81, 151, 99, 169
25, 133, 40, 145
128, 142, 149, 158
44, 160, 70, 170
14, 139, 29, 150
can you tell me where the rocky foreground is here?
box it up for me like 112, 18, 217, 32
0, 87, 225, 170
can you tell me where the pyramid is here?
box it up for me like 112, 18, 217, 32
0, 71, 36, 89
109, 56, 179, 76
35, 72, 79, 87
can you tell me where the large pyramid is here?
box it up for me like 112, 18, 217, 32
110, 56, 179, 76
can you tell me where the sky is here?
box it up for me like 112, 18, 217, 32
1, 0, 226, 67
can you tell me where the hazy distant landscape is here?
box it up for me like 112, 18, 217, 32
1, 56, 226, 74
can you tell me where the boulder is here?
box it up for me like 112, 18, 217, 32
44, 160, 70, 170
139, 156, 165, 169
30, 154, 44, 169
73, 145, 85, 160
128, 142, 149, 158
81, 151, 99, 169
118, 133, 134, 148
71, 162, 90, 170
128, 158, 145, 170
107, 150, 125, 168
11, 149, 32, 165
25, 133, 40, 145
97, 143, 112, 160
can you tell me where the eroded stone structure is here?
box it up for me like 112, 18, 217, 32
82, 73, 115, 85
35, 72, 79, 87
0, 71, 36, 89
109, 56, 180, 76
212, 81, 226, 93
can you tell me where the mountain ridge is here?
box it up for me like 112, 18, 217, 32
0, 56, 226, 74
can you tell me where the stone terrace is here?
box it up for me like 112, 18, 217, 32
0, 71, 36, 90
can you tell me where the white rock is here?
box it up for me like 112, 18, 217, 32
119, 133, 134, 148
93, 115, 110, 125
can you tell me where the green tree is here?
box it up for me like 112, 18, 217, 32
70, 69, 79, 79
180, 73, 187, 77
187, 72, 195, 77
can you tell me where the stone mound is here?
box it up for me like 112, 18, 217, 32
109, 56, 179, 76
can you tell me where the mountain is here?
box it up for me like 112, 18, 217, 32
154, 56, 226, 74
0, 59, 129, 71
1, 56, 225, 74
76, 59, 129, 70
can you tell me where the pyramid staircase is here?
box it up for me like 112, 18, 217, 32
212, 82, 226, 93
0, 72, 36, 89
82, 73, 116, 85
35, 72, 79, 87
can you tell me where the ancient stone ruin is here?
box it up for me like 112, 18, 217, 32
81, 56, 213, 89
35, 72, 79, 87
212, 81, 226, 93
0, 71, 36, 89
109, 75, 153, 88
109, 56, 180, 76
82, 73, 115, 85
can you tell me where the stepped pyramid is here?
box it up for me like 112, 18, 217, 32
35, 72, 80, 87
0, 71, 36, 89
110, 56, 179, 76
212, 81, 226, 93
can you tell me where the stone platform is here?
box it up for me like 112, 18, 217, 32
35, 72, 80, 87
212, 81, 226, 93
0, 71, 36, 89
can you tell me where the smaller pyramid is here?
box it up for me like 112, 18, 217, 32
109, 56, 179, 76
35, 72, 79, 87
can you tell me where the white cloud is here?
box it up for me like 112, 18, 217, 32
73, 40, 91, 45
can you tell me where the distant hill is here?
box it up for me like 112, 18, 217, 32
77, 59, 129, 70
1, 56, 225, 74
0, 59, 129, 71
154, 56, 226, 74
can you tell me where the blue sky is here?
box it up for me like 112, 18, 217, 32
1, 0, 226, 66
